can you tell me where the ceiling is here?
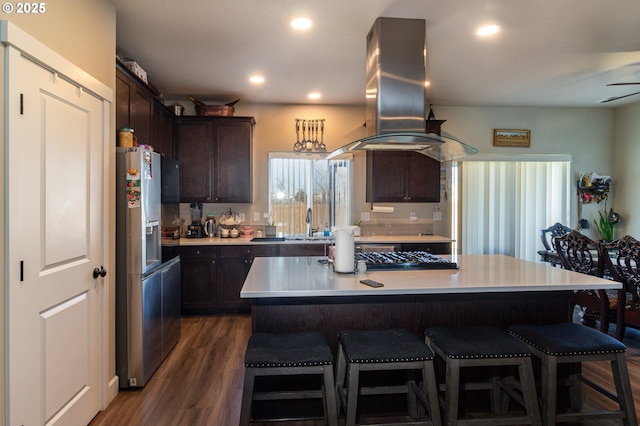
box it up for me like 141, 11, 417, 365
110, 0, 640, 108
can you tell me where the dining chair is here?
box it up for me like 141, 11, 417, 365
537, 222, 572, 267
600, 235, 640, 341
554, 230, 618, 336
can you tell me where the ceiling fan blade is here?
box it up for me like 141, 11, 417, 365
599, 91, 640, 103
606, 82, 640, 86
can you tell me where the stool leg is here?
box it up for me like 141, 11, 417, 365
239, 367, 255, 426
345, 362, 360, 426
612, 353, 638, 426
540, 354, 557, 426
519, 358, 542, 425
335, 343, 347, 414
444, 357, 460, 426
407, 378, 419, 419
322, 364, 339, 426
423, 360, 442, 426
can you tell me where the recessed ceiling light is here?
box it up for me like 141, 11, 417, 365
476, 24, 500, 37
307, 92, 321, 100
291, 17, 312, 30
249, 75, 265, 84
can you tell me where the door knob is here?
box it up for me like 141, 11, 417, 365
93, 266, 107, 279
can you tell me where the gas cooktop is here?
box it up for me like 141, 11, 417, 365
355, 250, 458, 270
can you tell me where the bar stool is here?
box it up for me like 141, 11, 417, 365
239, 331, 338, 426
335, 328, 441, 426
424, 326, 541, 425
508, 322, 637, 426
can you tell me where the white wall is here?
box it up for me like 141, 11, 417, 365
612, 101, 640, 237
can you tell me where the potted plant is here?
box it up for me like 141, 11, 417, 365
593, 208, 616, 242
353, 220, 363, 236
265, 219, 276, 237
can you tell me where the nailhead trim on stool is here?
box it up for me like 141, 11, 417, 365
335, 329, 441, 426
425, 326, 541, 426
240, 332, 338, 426
509, 322, 637, 426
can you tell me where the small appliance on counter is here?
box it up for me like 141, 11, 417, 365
186, 202, 204, 238
204, 214, 217, 237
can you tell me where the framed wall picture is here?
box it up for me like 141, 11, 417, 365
493, 129, 531, 147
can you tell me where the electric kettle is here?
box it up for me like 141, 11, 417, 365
204, 215, 217, 237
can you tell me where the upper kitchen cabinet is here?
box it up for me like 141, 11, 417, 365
153, 102, 174, 157
115, 61, 174, 156
366, 120, 444, 203
175, 116, 255, 203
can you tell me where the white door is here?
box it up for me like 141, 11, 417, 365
6, 47, 106, 424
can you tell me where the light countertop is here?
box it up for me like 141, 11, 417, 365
171, 234, 453, 246
240, 254, 621, 298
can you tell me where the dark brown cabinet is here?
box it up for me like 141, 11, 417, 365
115, 61, 175, 156
179, 246, 217, 315
175, 116, 254, 203
175, 119, 212, 201
153, 102, 174, 157
180, 244, 277, 315
366, 120, 444, 203
217, 245, 277, 313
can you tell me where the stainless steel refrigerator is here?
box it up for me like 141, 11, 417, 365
116, 147, 181, 388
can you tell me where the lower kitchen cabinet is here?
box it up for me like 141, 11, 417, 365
180, 246, 217, 315
217, 245, 277, 313
180, 244, 278, 315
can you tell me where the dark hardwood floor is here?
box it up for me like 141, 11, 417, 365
90, 315, 640, 425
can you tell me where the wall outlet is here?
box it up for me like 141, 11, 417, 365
254, 212, 261, 222
239, 213, 245, 222
263, 212, 269, 219
433, 211, 443, 221
410, 212, 417, 221
361, 212, 370, 222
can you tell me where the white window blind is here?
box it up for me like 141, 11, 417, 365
268, 153, 352, 236
459, 158, 571, 262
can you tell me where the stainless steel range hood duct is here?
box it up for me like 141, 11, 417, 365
328, 17, 477, 161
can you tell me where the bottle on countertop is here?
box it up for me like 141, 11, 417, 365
427, 104, 436, 120
324, 223, 330, 237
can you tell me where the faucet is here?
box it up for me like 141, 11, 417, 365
306, 208, 317, 237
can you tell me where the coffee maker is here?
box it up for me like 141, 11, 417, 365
186, 202, 204, 238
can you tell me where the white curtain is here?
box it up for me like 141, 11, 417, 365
460, 158, 571, 262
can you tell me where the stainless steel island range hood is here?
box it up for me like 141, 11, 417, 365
329, 17, 477, 161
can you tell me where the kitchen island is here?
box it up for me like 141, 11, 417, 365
170, 234, 454, 315
241, 254, 621, 349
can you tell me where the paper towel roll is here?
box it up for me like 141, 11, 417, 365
333, 226, 357, 273
371, 205, 394, 213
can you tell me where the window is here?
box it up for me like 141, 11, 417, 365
456, 156, 571, 262
269, 153, 352, 236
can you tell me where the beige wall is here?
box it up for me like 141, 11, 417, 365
1, 1, 116, 423
176, 102, 617, 241
612, 101, 640, 238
